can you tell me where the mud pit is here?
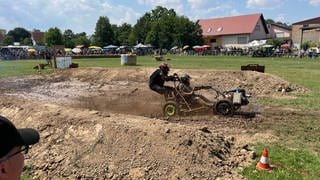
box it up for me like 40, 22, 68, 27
0, 68, 307, 179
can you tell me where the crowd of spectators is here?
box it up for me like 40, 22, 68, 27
1, 45, 319, 60
72, 47, 134, 56
0, 48, 37, 60
170, 46, 320, 59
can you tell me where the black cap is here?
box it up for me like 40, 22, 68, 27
0, 115, 40, 158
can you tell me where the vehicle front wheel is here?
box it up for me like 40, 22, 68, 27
163, 101, 179, 118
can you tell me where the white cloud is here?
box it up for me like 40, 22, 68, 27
274, 14, 286, 23
0, 0, 142, 34
309, 0, 320, 5
185, 2, 239, 21
107, 5, 141, 26
137, 0, 184, 18
187, 0, 211, 9
246, 0, 283, 9
0, 0, 318, 35
138, 0, 181, 7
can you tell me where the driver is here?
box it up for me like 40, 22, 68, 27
178, 74, 193, 96
178, 74, 212, 106
149, 63, 175, 99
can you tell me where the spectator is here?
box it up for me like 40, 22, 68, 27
0, 115, 40, 180
45, 50, 52, 66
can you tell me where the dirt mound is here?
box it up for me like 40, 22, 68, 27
0, 67, 308, 179
0, 96, 248, 179
4, 68, 306, 117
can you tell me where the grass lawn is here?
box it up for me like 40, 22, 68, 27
2, 55, 320, 179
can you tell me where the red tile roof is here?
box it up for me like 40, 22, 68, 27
31, 31, 44, 43
199, 13, 268, 36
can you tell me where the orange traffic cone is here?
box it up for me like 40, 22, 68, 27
256, 148, 273, 171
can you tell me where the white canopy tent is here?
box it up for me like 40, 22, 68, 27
72, 47, 81, 53
246, 40, 266, 47
134, 43, 147, 48
104, 45, 118, 49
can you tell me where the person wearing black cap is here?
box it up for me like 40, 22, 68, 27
149, 63, 176, 99
0, 115, 40, 180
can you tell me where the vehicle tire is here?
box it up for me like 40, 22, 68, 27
215, 100, 234, 116
163, 101, 179, 118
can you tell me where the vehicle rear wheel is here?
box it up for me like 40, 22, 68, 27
163, 101, 179, 118
215, 100, 234, 116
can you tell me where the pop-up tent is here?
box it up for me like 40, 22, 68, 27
134, 43, 147, 48
72, 48, 81, 53
247, 40, 266, 47
104, 45, 119, 49
89, 46, 102, 50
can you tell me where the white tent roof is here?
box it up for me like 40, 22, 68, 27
104, 45, 118, 49
134, 43, 147, 48
247, 40, 266, 47
72, 48, 81, 53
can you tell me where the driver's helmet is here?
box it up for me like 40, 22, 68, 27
159, 63, 170, 75
180, 74, 191, 86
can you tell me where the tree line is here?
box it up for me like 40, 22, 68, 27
1, 6, 203, 50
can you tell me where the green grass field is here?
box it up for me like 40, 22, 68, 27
1, 55, 320, 179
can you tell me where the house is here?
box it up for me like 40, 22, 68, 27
292, 17, 320, 49
31, 29, 45, 45
0, 33, 4, 45
198, 13, 269, 48
267, 23, 291, 39
0, 29, 6, 45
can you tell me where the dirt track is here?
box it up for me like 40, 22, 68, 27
0, 68, 307, 179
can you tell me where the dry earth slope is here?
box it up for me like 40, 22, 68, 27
0, 67, 307, 179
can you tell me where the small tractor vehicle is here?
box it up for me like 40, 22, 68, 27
163, 74, 250, 117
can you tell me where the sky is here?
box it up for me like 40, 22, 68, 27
0, 0, 319, 35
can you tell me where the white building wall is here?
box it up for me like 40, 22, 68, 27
222, 35, 249, 48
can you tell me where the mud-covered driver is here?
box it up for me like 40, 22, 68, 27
149, 63, 175, 99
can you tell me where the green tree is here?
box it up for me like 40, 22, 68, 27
140, 6, 176, 49
266, 19, 291, 28
2, 35, 14, 45
129, 13, 152, 45
173, 16, 189, 47
142, 6, 203, 50
128, 30, 137, 46
145, 22, 160, 47
112, 23, 132, 46
93, 16, 115, 47
301, 41, 310, 51
7, 27, 31, 43
35, 39, 45, 46
265, 19, 275, 24
22, 37, 33, 45
63, 29, 75, 48
44, 27, 63, 46
183, 19, 203, 46
72, 32, 90, 47
266, 38, 287, 47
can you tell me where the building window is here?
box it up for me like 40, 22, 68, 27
210, 39, 217, 43
276, 32, 285, 38
255, 25, 260, 31
237, 37, 247, 44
